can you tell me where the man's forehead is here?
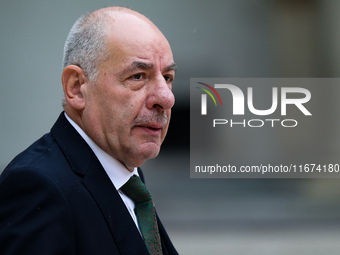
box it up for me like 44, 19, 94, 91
98, 9, 175, 75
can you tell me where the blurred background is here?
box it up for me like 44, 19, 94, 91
1, 0, 340, 254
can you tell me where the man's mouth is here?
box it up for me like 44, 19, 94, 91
144, 122, 164, 129
131, 111, 168, 133
134, 124, 163, 135
145, 126, 160, 131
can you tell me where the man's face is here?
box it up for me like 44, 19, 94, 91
81, 14, 175, 171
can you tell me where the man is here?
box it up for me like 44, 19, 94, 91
0, 7, 178, 255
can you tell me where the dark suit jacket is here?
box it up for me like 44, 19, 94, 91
0, 113, 178, 255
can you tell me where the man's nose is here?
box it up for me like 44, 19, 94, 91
146, 77, 175, 111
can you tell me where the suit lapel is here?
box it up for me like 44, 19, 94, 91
82, 160, 149, 255
51, 113, 149, 254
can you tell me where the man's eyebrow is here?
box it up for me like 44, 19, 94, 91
118, 61, 154, 78
133, 61, 154, 70
165, 63, 177, 72
120, 61, 177, 77
127, 61, 154, 72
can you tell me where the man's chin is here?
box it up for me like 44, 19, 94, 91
121, 142, 161, 169
143, 142, 161, 157
136, 142, 161, 162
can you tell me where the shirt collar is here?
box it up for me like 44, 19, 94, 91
64, 112, 138, 190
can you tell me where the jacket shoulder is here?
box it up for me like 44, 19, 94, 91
0, 162, 76, 254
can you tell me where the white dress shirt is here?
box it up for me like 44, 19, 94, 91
64, 113, 141, 232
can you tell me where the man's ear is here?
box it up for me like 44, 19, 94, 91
62, 65, 88, 110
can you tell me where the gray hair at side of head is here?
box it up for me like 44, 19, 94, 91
61, 11, 110, 107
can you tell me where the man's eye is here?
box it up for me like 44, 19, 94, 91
132, 74, 143, 80
164, 75, 173, 82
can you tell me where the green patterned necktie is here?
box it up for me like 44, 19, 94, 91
121, 175, 162, 255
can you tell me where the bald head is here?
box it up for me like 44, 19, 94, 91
62, 7, 163, 83
92, 6, 156, 25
